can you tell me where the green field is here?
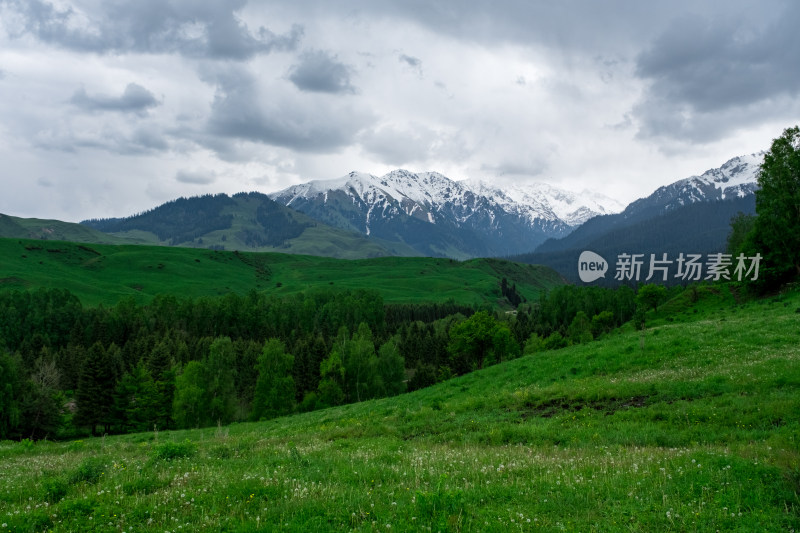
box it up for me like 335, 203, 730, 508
1, 286, 798, 531
0, 238, 564, 307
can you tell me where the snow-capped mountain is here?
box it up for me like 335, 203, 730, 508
533, 153, 763, 257
465, 180, 625, 227
269, 170, 622, 258
623, 153, 762, 219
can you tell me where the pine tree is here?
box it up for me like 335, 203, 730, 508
113, 363, 159, 433
0, 351, 22, 439
74, 342, 117, 435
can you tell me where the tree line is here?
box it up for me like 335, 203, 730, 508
1, 283, 643, 441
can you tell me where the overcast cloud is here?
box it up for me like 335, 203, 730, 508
0, 0, 798, 221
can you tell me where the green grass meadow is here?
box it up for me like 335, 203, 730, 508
0, 238, 563, 307
1, 286, 798, 531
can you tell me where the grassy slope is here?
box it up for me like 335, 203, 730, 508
105, 194, 404, 259
0, 238, 564, 307
1, 287, 798, 531
3, 204, 405, 260
0, 214, 139, 245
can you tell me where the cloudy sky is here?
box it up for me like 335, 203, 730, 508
1, 0, 798, 221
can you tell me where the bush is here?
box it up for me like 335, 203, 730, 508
69, 456, 106, 484
151, 440, 196, 461
41, 476, 69, 502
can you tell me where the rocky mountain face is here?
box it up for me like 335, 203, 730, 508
270, 170, 623, 258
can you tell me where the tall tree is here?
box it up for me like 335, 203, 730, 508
74, 342, 117, 435
173, 361, 207, 429
749, 126, 800, 288
251, 339, 295, 421
317, 350, 345, 408
0, 351, 22, 439
205, 337, 237, 425
113, 362, 159, 433
377, 336, 406, 397
343, 323, 379, 402
448, 311, 519, 373
19, 354, 64, 440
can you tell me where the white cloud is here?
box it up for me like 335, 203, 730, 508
0, 0, 796, 222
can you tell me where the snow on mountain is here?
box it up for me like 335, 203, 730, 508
273, 170, 620, 231
268, 154, 760, 259
691, 152, 762, 199
624, 153, 763, 217
464, 179, 624, 227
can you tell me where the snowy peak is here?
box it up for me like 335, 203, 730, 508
273, 170, 620, 231
694, 153, 762, 199
268, 153, 761, 259
463, 179, 624, 226
627, 152, 763, 216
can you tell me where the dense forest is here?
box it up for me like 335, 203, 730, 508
0, 283, 642, 441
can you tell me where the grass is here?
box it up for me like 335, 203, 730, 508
0, 238, 565, 307
1, 286, 798, 531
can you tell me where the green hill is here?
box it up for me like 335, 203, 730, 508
1, 286, 798, 531
0, 213, 138, 245
80, 192, 411, 259
0, 238, 565, 307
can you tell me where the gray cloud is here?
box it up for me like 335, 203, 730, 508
360, 123, 435, 165
204, 65, 372, 153
70, 83, 160, 115
34, 124, 169, 155
633, 3, 800, 142
287, 50, 355, 94
399, 54, 420, 68
2, 0, 303, 59
175, 169, 216, 185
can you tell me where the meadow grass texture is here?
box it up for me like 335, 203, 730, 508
1, 286, 798, 531
0, 238, 562, 307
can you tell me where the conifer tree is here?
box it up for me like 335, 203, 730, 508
0, 351, 21, 440
74, 342, 117, 435
113, 363, 159, 433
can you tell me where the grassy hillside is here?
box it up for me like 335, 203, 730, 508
0, 214, 139, 245
1, 286, 798, 531
81, 192, 407, 259
0, 238, 565, 307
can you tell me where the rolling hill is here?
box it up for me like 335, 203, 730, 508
0, 238, 565, 307
80, 192, 406, 260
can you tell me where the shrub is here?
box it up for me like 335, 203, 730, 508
151, 440, 196, 461
69, 456, 106, 484
41, 476, 69, 502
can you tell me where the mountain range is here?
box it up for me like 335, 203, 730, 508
0, 152, 764, 279
518, 153, 762, 283
269, 170, 623, 258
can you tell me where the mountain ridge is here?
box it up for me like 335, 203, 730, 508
270, 169, 623, 258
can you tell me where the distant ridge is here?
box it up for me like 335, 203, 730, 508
81, 192, 401, 259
